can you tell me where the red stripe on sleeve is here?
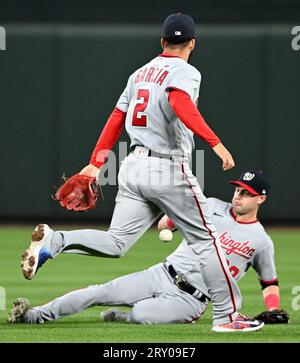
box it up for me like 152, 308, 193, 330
168, 89, 221, 148
90, 107, 126, 168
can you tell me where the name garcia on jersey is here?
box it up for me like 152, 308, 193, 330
134, 67, 169, 86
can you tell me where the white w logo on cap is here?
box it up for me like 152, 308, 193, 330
243, 172, 255, 181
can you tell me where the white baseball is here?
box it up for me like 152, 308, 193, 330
159, 229, 173, 242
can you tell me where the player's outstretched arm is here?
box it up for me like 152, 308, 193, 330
89, 107, 126, 169
252, 241, 289, 323
254, 284, 289, 324
54, 107, 126, 212
80, 107, 126, 176
168, 89, 235, 171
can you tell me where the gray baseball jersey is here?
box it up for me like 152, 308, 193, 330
116, 54, 201, 159
166, 197, 277, 298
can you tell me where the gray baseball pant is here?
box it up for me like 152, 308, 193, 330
48, 151, 241, 324
24, 263, 206, 324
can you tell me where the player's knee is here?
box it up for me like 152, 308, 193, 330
83, 284, 109, 306
84, 284, 103, 303
107, 232, 128, 258
106, 248, 126, 258
112, 249, 126, 258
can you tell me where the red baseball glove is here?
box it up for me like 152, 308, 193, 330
54, 174, 101, 212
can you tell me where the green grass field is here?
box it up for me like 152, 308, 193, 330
0, 226, 299, 343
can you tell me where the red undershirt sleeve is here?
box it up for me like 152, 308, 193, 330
168, 89, 221, 148
90, 107, 126, 168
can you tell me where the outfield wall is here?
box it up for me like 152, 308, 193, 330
0, 25, 299, 222
0, 0, 299, 23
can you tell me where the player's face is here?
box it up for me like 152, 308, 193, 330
231, 187, 262, 215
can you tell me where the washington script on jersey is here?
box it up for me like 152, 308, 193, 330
134, 67, 169, 85
219, 231, 256, 259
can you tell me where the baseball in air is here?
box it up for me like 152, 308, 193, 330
159, 229, 173, 242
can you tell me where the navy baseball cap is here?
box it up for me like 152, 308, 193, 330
229, 170, 271, 196
162, 13, 195, 44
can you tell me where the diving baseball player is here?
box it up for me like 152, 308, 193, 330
20, 13, 260, 331
9, 171, 288, 330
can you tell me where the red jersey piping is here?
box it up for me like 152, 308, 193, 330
159, 53, 182, 58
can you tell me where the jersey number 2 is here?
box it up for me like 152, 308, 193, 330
132, 89, 149, 127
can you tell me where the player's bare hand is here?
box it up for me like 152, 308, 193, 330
158, 215, 170, 231
212, 143, 235, 171
79, 164, 100, 178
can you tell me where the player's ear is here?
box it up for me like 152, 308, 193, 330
189, 38, 196, 50
257, 195, 267, 205
161, 38, 165, 50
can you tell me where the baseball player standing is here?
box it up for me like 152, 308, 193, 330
21, 13, 262, 331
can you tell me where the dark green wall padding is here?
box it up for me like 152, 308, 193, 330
0, 25, 298, 221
